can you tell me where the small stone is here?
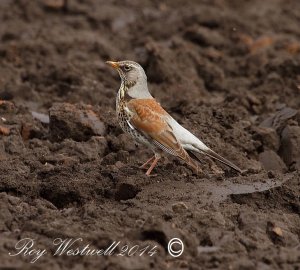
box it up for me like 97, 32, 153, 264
172, 202, 188, 213
267, 222, 285, 244
272, 226, 283, 237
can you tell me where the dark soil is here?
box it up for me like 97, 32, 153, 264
0, 0, 300, 269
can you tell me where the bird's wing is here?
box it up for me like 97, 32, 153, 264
127, 99, 200, 172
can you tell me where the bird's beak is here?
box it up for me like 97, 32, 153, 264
106, 61, 119, 69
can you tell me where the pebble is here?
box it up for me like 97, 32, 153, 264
172, 202, 188, 213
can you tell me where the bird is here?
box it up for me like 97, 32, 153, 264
106, 60, 242, 176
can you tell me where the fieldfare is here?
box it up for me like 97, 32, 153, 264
106, 60, 242, 176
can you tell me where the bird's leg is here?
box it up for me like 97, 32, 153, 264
145, 155, 161, 176
139, 156, 155, 169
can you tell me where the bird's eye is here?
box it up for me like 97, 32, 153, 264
124, 65, 131, 71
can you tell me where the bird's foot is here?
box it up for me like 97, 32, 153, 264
139, 156, 155, 169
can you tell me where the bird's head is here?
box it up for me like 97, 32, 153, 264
106, 60, 152, 99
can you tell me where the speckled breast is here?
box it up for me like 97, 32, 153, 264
116, 101, 153, 148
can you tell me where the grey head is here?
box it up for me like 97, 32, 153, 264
106, 60, 153, 99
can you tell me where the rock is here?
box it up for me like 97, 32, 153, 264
172, 202, 188, 214
259, 150, 287, 172
279, 125, 300, 170
272, 226, 283, 237
266, 222, 284, 244
49, 103, 106, 142
252, 126, 280, 151
115, 182, 140, 201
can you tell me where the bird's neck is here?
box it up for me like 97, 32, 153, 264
120, 79, 153, 100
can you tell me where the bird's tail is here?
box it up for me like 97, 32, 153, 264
203, 149, 242, 173
189, 148, 242, 173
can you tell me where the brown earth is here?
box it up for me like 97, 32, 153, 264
0, 0, 300, 269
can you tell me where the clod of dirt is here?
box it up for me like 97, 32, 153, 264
185, 25, 226, 48
56, 137, 108, 162
21, 122, 44, 141
285, 41, 300, 54
49, 103, 106, 142
109, 133, 137, 152
279, 125, 300, 170
1, 1, 300, 269
248, 36, 274, 54
252, 126, 280, 151
0, 193, 13, 231
43, 0, 67, 11
259, 150, 287, 172
115, 181, 141, 201
260, 107, 298, 133
0, 100, 15, 112
172, 202, 188, 213
196, 209, 226, 227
